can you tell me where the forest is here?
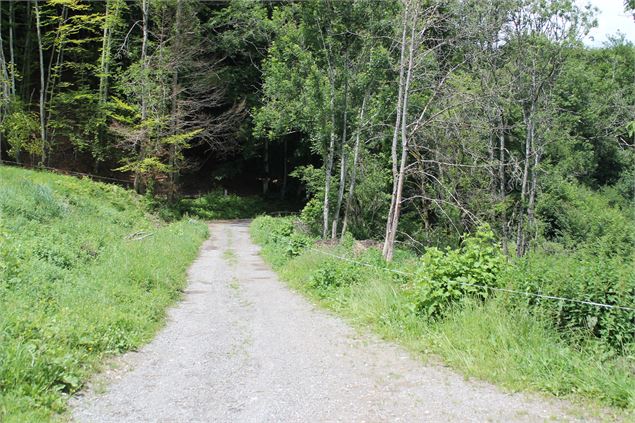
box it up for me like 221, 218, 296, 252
0, 0, 634, 419
1, 0, 634, 255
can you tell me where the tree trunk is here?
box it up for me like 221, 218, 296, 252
384, 8, 416, 261
526, 147, 541, 248
168, 0, 182, 202
99, 0, 112, 104
8, 0, 15, 97
0, 8, 9, 104
341, 94, 367, 238
21, 5, 33, 101
383, 5, 409, 256
322, 68, 337, 238
263, 138, 269, 195
45, 6, 68, 150
516, 106, 534, 257
134, 0, 149, 194
0, 6, 6, 164
498, 119, 508, 255
34, 1, 47, 165
331, 76, 349, 239
323, 117, 336, 239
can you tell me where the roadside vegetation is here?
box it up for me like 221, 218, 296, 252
0, 167, 208, 422
1, 0, 634, 417
251, 215, 635, 412
149, 190, 295, 222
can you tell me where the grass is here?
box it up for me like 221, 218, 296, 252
164, 190, 294, 221
250, 215, 635, 416
0, 166, 208, 422
223, 249, 237, 265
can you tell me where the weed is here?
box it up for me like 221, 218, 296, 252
223, 249, 237, 265
230, 277, 240, 291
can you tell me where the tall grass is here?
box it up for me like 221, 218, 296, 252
250, 216, 635, 413
0, 167, 208, 422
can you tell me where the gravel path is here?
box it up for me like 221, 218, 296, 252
72, 220, 594, 422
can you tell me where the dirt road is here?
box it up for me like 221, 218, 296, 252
72, 220, 590, 422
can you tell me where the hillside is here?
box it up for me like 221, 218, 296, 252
0, 167, 207, 422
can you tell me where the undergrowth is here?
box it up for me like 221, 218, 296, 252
250, 215, 635, 413
151, 190, 294, 221
0, 166, 208, 422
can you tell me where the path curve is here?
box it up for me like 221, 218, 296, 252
72, 221, 592, 422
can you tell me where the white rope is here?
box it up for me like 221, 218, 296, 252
307, 246, 635, 312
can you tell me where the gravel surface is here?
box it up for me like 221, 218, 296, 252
72, 220, 595, 422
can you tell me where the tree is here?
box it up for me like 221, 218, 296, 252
382, 0, 468, 261
503, 0, 593, 256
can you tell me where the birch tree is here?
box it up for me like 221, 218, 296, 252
382, 1, 465, 261
34, 0, 46, 164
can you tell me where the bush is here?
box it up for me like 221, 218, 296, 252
309, 259, 359, 293
500, 249, 635, 350
250, 216, 315, 271
412, 225, 505, 319
537, 178, 634, 257
299, 196, 324, 235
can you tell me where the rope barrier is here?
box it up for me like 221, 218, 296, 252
307, 246, 635, 312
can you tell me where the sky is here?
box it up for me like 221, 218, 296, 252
578, 0, 635, 46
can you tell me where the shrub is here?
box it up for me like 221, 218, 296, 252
412, 225, 505, 318
285, 232, 311, 257
250, 216, 315, 270
537, 178, 634, 257
500, 249, 635, 350
309, 259, 359, 293
299, 196, 324, 235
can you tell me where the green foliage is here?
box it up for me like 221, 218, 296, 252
412, 226, 506, 319
432, 300, 635, 409
0, 106, 42, 159
309, 260, 359, 294
0, 167, 207, 421
251, 216, 313, 266
292, 165, 326, 234
342, 154, 391, 240
500, 249, 635, 350
299, 197, 324, 235
250, 217, 635, 411
0, 179, 67, 222
176, 191, 276, 221
536, 178, 635, 256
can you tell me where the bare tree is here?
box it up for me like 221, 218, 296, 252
34, 0, 46, 164
383, 1, 463, 261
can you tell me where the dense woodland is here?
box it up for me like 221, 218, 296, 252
1, 0, 633, 258
0, 0, 635, 418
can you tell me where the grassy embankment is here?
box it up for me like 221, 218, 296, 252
0, 166, 208, 422
251, 216, 634, 416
